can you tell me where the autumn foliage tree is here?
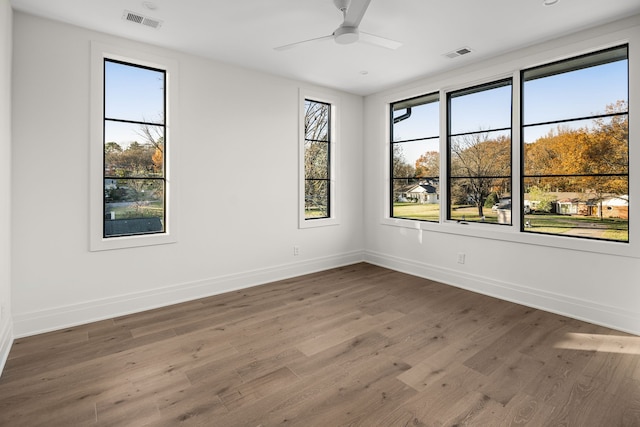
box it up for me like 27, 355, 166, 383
415, 150, 439, 178
104, 121, 165, 211
524, 101, 628, 211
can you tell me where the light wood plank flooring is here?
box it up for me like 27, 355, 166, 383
1, 263, 639, 426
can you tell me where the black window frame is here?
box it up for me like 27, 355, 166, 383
520, 44, 629, 243
303, 98, 332, 220
390, 92, 440, 222
446, 78, 513, 225
102, 58, 167, 238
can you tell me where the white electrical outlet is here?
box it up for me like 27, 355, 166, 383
457, 253, 466, 264
293, 246, 300, 256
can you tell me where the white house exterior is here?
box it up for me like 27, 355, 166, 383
406, 184, 438, 204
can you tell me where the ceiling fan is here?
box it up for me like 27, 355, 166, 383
274, 0, 402, 51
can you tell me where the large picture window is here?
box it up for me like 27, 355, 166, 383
447, 79, 512, 224
304, 99, 331, 220
103, 59, 167, 237
391, 93, 440, 221
522, 45, 629, 242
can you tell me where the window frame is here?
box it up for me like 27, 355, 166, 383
520, 44, 629, 243
446, 78, 513, 226
390, 91, 441, 222
380, 39, 636, 258
299, 89, 339, 229
90, 42, 179, 251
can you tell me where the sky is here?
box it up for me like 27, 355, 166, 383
392, 57, 628, 169
104, 51, 627, 162
104, 60, 165, 148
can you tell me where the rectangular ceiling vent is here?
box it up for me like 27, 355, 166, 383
122, 10, 163, 29
444, 47, 473, 59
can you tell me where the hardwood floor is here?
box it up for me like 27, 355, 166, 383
1, 263, 639, 426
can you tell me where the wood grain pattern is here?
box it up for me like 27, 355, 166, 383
0, 262, 638, 426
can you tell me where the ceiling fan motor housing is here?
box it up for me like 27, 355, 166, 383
334, 26, 359, 44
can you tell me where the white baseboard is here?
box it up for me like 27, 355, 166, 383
364, 250, 640, 336
0, 316, 13, 377
13, 250, 364, 338
13, 248, 639, 339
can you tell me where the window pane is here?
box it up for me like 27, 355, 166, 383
448, 80, 512, 224
304, 140, 328, 179
105, 60, 165, 123
104, 178, 164, 237
522, 45, 628, 242
523, 47, 628, 125
105, 121, 164, 178
305, 180, 328, 219
305, 100, 329, 141
392, 178, 440, 221
449, 81, 511, 134
390, 93, 440, 222
392, 98, 439, 141
104, 59, 166, 239
303, 99, 331, 221
523, 177, 628, 242
449, 177, 511, 223
449, 130, 511, 177
523, 115, 628, 176
393, 139, 439, 177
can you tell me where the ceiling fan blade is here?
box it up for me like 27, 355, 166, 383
274, 35, 334, 51
343, 0, 371, 27
359, 31, 402, 50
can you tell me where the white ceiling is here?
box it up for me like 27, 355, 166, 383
10, 0, 640, 96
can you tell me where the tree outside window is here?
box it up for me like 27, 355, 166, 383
390, 92, 440, 222
103, 59, 166, 237
447, 80, 512, 224
304, 99, 331, 219
522, 45, 628, 242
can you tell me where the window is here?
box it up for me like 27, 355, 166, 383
447, 79, 513, 224
390, 92, 440, 221
103, 59, 166, 238
299, 90, 338, 228
522, 45, 628, 242
299, 91, 339, 228
304, 99, 331, 220
90, 42, 178, 251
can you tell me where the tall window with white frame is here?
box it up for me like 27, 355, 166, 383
304, 99, 331, 220
447, 79, 513, 224
103, 59, 166, 237
390, 92, 440, 221
521, 45, 629, 242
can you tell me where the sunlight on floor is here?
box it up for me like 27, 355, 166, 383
554, 332, 640, 354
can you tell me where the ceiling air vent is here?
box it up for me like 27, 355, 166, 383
122, 10, 162, 29
444, 47, 472, 59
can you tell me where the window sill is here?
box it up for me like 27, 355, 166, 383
381, 216, 637, 258
89, 232, 177, 252
299, 216, 340, 229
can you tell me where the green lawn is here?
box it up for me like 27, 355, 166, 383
524, 213, 628, 241
393, 203, 501, 223
392, 203, 628, 242
305, 208, 328, 219
108, 202, 164, 219
392, 203, 440, 221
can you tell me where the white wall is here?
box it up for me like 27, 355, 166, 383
364, 15, 640, 335
0, 0, 13, 371
9, 10, 640, 342
11, 12, 364, 336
